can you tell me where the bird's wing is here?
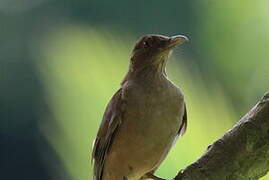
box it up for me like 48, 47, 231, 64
92, 88, 125, 180
178, 102, 187, 136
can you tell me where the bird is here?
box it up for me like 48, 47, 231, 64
92, 34, 188, 180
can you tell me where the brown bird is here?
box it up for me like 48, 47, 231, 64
92, 34, 188, 180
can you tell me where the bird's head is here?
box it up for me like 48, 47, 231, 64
130, 34, 188, 70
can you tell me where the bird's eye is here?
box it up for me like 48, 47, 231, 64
143, 41, 150, 48
143, 41, 149, 47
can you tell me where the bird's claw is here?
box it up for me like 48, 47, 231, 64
141, 173, 167, 180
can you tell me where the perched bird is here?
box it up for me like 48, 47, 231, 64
92, 34, 188, 180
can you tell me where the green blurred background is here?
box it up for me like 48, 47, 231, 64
1, 0, 268, 179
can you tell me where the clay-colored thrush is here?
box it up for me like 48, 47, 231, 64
92, 34, 188, 180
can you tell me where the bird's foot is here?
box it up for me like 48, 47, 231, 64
141, 173, 167, 180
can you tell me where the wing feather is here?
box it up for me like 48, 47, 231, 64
92, 88, 125, 180
178, 102, 187, 136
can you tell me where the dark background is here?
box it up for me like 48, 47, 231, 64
1, 0, 268, 179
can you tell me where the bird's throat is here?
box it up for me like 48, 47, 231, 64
121, 57, 168, 86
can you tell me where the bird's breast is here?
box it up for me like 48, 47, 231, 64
122, 80, 184, 155
105, 80, 185, 179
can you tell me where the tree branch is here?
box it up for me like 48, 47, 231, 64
174, 92, 269, 180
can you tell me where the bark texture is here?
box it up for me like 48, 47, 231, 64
175, 92, 269, 180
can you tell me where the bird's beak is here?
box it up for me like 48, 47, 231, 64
168, 35, 189, 49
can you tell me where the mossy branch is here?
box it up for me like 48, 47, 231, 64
174, 92, 269, 180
